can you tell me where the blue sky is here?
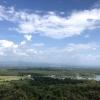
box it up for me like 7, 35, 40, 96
0, 0, 100, 67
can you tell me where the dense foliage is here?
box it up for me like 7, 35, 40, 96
0, 77, 100, 100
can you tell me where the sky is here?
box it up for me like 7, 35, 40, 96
0, 0, 100, 67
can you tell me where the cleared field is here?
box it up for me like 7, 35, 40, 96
0, 76, 23, 81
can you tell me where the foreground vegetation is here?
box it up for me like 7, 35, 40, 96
0, 77, 100, 100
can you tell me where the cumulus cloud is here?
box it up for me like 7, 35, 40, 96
0, 5, 100, 39
0, 40, 18, 48
0, 39, 39, 57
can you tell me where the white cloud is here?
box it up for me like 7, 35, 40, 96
0, 39, 39, 57
24, 35, 32, 41
0, 40, 18, 48
11, 8, 100, 39
18, 22, 35, 34
65, 43, 97, 51
0, 5, 100, 39
20, 40, 26, 45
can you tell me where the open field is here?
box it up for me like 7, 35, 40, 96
0, 76, 23, 82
